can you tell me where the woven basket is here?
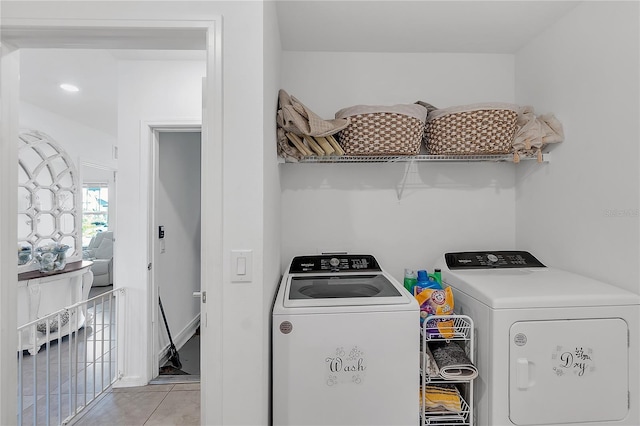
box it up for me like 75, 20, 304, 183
424, 103, 518, 155
335, 104, 428, 155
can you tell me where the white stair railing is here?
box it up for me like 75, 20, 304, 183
17, 288, 124, 425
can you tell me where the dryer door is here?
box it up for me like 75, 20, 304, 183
509, 318, 628, 425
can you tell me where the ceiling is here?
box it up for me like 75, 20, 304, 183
14, 1, 581, 137
20, 49, 120, 137
19, 49, 205, 137
276, 1, 581, 53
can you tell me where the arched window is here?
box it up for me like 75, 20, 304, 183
18, 130, 80, 269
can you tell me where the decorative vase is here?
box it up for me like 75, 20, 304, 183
18, 245, 32, 265
34, 243, 70, 272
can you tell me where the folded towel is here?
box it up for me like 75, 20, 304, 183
420, 345, 440, 377
512, 105, 564, 162
419, 383, 463, 413
429, 341, 478, 380
277, 89, 349, 138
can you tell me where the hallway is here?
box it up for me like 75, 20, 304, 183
69, 383, 200, 426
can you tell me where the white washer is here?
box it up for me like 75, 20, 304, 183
435, 251, 640, 426
272, 254, 419, 426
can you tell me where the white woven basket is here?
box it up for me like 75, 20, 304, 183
425, 103, 518, 155
335, 104, 428, 155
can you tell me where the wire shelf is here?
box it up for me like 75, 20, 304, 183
421, 393, 471, 425
421, 315, 475, 426
282, 153, 546, 164
422, 315, 473, 342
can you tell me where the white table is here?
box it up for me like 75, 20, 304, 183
17, 261, 93, 354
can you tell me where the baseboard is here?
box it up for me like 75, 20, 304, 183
158, 314, 200, 367
112, 375, 147, 388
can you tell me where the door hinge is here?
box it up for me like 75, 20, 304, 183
147, 263, 152, 271
193, 291, 206, 303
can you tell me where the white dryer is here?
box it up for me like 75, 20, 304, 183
272, 254, 419, 426
435, 251, 640, 426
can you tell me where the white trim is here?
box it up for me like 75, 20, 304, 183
201, 18, 224, 426
0, 43, 20, 426
142, 120, 202, 383
80, 160, 118, 172
112, 376, 148, 389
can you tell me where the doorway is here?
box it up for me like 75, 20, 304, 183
1, 17, 224, 425
151, 129, 202, 382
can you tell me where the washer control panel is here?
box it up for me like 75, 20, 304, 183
289, 254, 381, 273
445, 251, 546, 269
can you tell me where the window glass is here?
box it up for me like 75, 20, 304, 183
82, 185, 109, 247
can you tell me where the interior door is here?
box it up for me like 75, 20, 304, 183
509, 318, 629, 425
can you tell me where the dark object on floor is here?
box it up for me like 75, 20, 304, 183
159, 365, 189, 375
159, 296, 182, 369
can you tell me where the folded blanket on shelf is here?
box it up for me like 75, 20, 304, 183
419, 383, 463, 413
421, 344, 440, 377
429, 341, 478, 380
512, 105, 564, 162
276, 89, 349, 138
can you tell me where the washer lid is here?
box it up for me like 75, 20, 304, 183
437, 253, 640, 309
283, 273, 412, 308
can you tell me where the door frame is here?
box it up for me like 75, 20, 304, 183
0, 17, 223, 425
0, 41, 20, 426
144, 122, 202, 379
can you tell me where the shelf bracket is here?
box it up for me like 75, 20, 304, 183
396, 159, 415, 201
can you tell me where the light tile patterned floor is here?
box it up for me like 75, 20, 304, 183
69, 383, 200, 426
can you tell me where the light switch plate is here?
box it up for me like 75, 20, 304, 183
231, 250, 252, 282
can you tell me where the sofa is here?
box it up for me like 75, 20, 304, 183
82, 231, 113, 287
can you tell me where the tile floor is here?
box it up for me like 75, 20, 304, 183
68, 383, 200, 426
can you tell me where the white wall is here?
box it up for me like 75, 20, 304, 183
262, 1, 282, 421
155, 131, 201, 358
280, 52, 517, 280
515, 1, 640, 293
97, 4, 269, 425
216, 4, 268, 425
117, 58, 205, 386
20, 102, 117, 170
105, 3, 270, 423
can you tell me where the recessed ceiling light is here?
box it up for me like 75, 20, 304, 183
59, 83, 80, 93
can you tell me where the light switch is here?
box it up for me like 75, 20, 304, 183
231, 250, 252, 282
237, 256, 247, 275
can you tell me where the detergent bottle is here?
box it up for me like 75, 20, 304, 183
416, 269, 441, 292
428, 268, 442, 287
403, 269, 418, 293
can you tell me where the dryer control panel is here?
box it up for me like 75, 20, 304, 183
289, 254, 381, 273
445, 251, 545, 269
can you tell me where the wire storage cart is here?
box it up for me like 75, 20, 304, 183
420, 315, 475, 425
